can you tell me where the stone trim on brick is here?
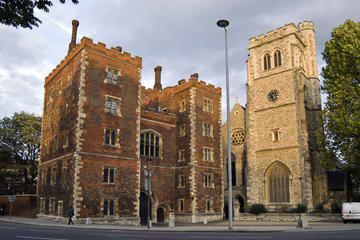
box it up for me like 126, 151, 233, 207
189, 87, 197, 222
72, 49, 88, 218
140, 118, 176, 128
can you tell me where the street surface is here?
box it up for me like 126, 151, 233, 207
1, 221, 360, 240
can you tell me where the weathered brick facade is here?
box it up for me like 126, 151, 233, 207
37, 21, 223, 224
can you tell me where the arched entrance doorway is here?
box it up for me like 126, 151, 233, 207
157, 207, 164, 222
139, 192, 151, 225
223, 204, 234, 219
237, 195, 245, 213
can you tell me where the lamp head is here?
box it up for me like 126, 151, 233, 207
217, 19, 229, 28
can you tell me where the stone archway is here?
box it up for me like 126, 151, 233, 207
157, 207, 164, 222
237, 195, 245, 213
139, 192, 151, 225
157, 203, 170, 222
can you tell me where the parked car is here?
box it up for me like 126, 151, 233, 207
342, 202, 360, 223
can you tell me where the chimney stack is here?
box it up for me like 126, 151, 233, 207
68, 19, 79, 53
154, 66, 162, 91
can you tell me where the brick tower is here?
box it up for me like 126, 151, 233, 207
37, 21, 142, 224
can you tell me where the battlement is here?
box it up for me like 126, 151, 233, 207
79, 37, 142, 67
45, 36, 142, 85
298, 20, 314, 31
249, 21, 312, 49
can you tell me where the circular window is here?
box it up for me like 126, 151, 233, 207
231, 128, 245, 146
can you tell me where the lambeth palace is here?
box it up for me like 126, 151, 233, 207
37, 20, 345, 224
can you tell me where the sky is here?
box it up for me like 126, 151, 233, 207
0, 0, 359, 121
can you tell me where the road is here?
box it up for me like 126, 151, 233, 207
1, 221, 360, 240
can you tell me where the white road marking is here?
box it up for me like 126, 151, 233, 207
188, 237, 272, 239
17, 236, 69, 240
0, 226, 16, 229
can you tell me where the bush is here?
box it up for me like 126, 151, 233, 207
331, 202, 342, 213
296, 204, 308, 213
249, 204, 267, 215
311, 204, 329, 213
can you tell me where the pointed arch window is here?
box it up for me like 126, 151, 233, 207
264, 53, 271, 70
226, 153, 236, 187
267, 163, 290, 203
274, 50, 282, 67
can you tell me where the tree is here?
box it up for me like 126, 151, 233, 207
0, 112, 41, 194
321, 19, 360, 200
0, 0, 79, 29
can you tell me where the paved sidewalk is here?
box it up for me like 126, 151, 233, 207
0, 216, 359, 232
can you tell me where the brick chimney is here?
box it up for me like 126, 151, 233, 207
154, 66, 162, 91
68, 19, 79, 54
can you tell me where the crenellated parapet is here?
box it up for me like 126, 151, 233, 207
160, 73, 221, 96
248, 21, 314, 49
45, 36, 142, 86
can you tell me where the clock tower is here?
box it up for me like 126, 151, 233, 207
245, 21, 328, 211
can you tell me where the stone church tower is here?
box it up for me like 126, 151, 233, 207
245, 21, 328, 211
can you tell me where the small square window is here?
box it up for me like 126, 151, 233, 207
179, 124, 186, 137
103, 199, 115, 216
54, 135, 58, 151
106, 68, 119, 85
49, 198, 55, 213
105, 129, 117, 146
203, 123, 213, 137
58, 200, 63, 216
40, 198, 45, 213
105, 96, 120, 115
51, 168, 57, 185
63, 133, 68, 148
178, 175, 185, 188
103, 167, 115, 184
203, 147, 213, 161
178, 149, 185, 162
179, 99, 186, 112
178, 199, 184, 212
204, 173, 213, 187
272, 130, 280, 142
203, 98, 212, 112
206, 199, 212, 212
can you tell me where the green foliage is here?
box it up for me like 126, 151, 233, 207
320, 19, 360, 198
249, 203, 267, 215
311, 204, 329, 213
295, 204, 307, 213
331, 202, 342, 213
285, 204, 307, 213
0, 112, 41, 194
0, 0, 79, 29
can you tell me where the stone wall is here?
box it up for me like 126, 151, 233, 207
235, 213, 341, 222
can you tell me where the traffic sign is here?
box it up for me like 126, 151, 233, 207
8, 195, 16, 202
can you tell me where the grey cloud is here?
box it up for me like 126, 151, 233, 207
0, 0, 359, 120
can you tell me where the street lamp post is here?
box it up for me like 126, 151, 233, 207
147, 157, 152, 229
217, 19, 233, 230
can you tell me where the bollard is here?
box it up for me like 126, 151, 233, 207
86, 217, 91, 225
301, 216, 308, 228
169, 219, 175, 228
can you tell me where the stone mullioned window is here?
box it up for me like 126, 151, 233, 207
140, 131, 160, 158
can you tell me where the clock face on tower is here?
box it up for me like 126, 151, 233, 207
268, 89, 279, 102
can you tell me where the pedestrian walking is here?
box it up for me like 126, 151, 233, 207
0, 205, 5, 216
68, 206, 74, 225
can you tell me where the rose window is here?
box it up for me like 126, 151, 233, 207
231, 128, 245, 146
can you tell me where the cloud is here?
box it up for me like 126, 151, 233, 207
0, 0, 359, 120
